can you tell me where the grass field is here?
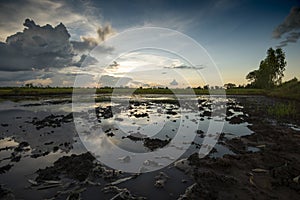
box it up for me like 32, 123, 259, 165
0, 87, 264, 97
266, 78, 300, 101
0, 87, 265, 95
0, 84, 298, 101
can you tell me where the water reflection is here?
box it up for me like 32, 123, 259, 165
0, 95, 254, 198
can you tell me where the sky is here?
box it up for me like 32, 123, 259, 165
0, 0, 299, 88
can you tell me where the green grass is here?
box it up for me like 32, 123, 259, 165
266, 78, 300, 101
0, 87, 73, 96
0, 87, 265, 96
225, 88, 265, 95
267, 102, 297, 119
0, 84, 298, 101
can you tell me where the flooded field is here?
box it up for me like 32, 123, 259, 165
0, 95, 299, 199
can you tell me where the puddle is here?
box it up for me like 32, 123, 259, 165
247, 146, 260, 152
0, 95, 261, 199
287, 124, 300, 131
86, 96, 253, 157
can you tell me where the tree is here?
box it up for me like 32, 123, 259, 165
246, 48, 286, 89
246, 70, 258, 83
224, 83, 236, 89
25, 83, 34, 88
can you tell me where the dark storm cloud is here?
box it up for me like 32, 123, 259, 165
0, 19, 73, 71
0, 69, 56, 86
273, 7, 300, 47
0, 70, 44, 82
0, 17, 117, 86
0, 19, 113, 72
0, 0, 103, 42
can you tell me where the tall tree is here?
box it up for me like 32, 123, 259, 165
224, 83, 236, 89
246, 48, 286, 89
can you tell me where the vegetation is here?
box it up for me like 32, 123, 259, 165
267, 102, 297, 119
0, 87, 265, 96
0, 78, 298, 101
224, 83, 236, 89
0, 87, 74, 96
246, 48, 286, 89
267, 77, 300, 100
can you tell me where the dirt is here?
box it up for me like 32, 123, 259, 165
96, 106, 114, 119
143, 138, 171, 151
0, 185, 14, 200
28, 113, 73, 129
124, 133, 171, 151
1, 96, 300, 199
0, 165, 13, 174
34, 152, 146, 199
36, 152, 100, 182
178, 97, 300, 200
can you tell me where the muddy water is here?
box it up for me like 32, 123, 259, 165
1, 95, 295, 199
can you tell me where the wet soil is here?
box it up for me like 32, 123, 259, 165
0, 95, 299, 199
178, 96, 300, 199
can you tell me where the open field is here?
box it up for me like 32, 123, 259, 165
267, 78, 300, 101
1, 87, 299, 101
0, 87, 266, 96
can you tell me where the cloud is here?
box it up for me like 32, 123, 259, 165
99, 75, 132, 87
108, 61, 120, 69
273, 7, 300, 47
164, 64, 204, 70
24, 78, 53, 86
0, 69, 55, 86
71, 24, 115, 52
142, 83, 150, 87
0, 0, 103, 42
0, 70, 46, 82
106, 51, 189, 75
87, 24, 114, 42
62, 80, 73, 86
276, 32, 300, 48
169, 79, 178, 86
73, 54, 99, 67
0, 18, 115, 86
0, 19, 73, 71
128, 80, 148, 88
273, 7, 300, 39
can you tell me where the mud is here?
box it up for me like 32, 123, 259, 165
143, 138, 171, 151
179, 96, 300, 199
0, 185, 14, 200
28, 113, 73, 129
36, 152, 97, 182
1, 95, 299, 199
